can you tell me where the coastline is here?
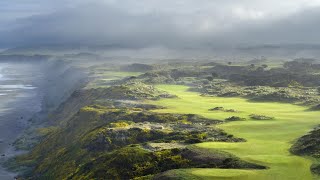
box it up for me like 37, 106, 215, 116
0, 60, 87, 179
0, 63, 42, 180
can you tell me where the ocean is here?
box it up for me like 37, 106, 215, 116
0, 62, 43, 180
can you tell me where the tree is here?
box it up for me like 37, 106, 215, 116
261, 64, 268, 69
228, 62, 232, 65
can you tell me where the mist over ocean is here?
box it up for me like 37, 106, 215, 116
0, 63, 42, 180
0, 59, 87, 179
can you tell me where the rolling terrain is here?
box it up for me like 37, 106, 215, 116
149, 85, 320, 180
4, 60, 320, 180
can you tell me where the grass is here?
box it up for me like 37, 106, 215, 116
86, 71, 142, 88
147, 85, 320, 180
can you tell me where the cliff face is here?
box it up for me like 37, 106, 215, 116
7, 60, 88, 152
46, 81, 174, 126
36, 60, 88, 113
0, 59, 88, 179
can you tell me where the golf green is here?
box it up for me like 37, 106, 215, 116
147, 85, 320, 180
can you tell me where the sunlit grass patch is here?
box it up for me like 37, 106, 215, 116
147, 85, 320, 180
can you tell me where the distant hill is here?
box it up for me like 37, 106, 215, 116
4, 43, 320, 60
121, 63, 154, 72
0, 55, 51, 62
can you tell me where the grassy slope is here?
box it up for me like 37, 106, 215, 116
86, 70, 142, 89
147, 85, 320, 180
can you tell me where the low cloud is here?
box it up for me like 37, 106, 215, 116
1, 0, 320, 49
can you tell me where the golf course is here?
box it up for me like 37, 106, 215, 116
148, 85, 320, 180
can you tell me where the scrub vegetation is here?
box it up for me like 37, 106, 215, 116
6, 58, 320, 180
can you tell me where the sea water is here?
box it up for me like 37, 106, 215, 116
0, 63, 43, 180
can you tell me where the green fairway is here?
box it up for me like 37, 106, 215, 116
147, 85, 320, 180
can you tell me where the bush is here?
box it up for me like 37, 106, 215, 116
109, 121, 130, 128
311, 163, 320, 175
209, 107, 224, 111
249, 114, 274, 120
225, 116, 246, 121
184, 138, 202, 144
73, 147, 190, 179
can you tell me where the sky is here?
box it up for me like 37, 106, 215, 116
1, 0, 320, 49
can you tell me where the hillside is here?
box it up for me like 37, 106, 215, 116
5, 60, 320, 180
